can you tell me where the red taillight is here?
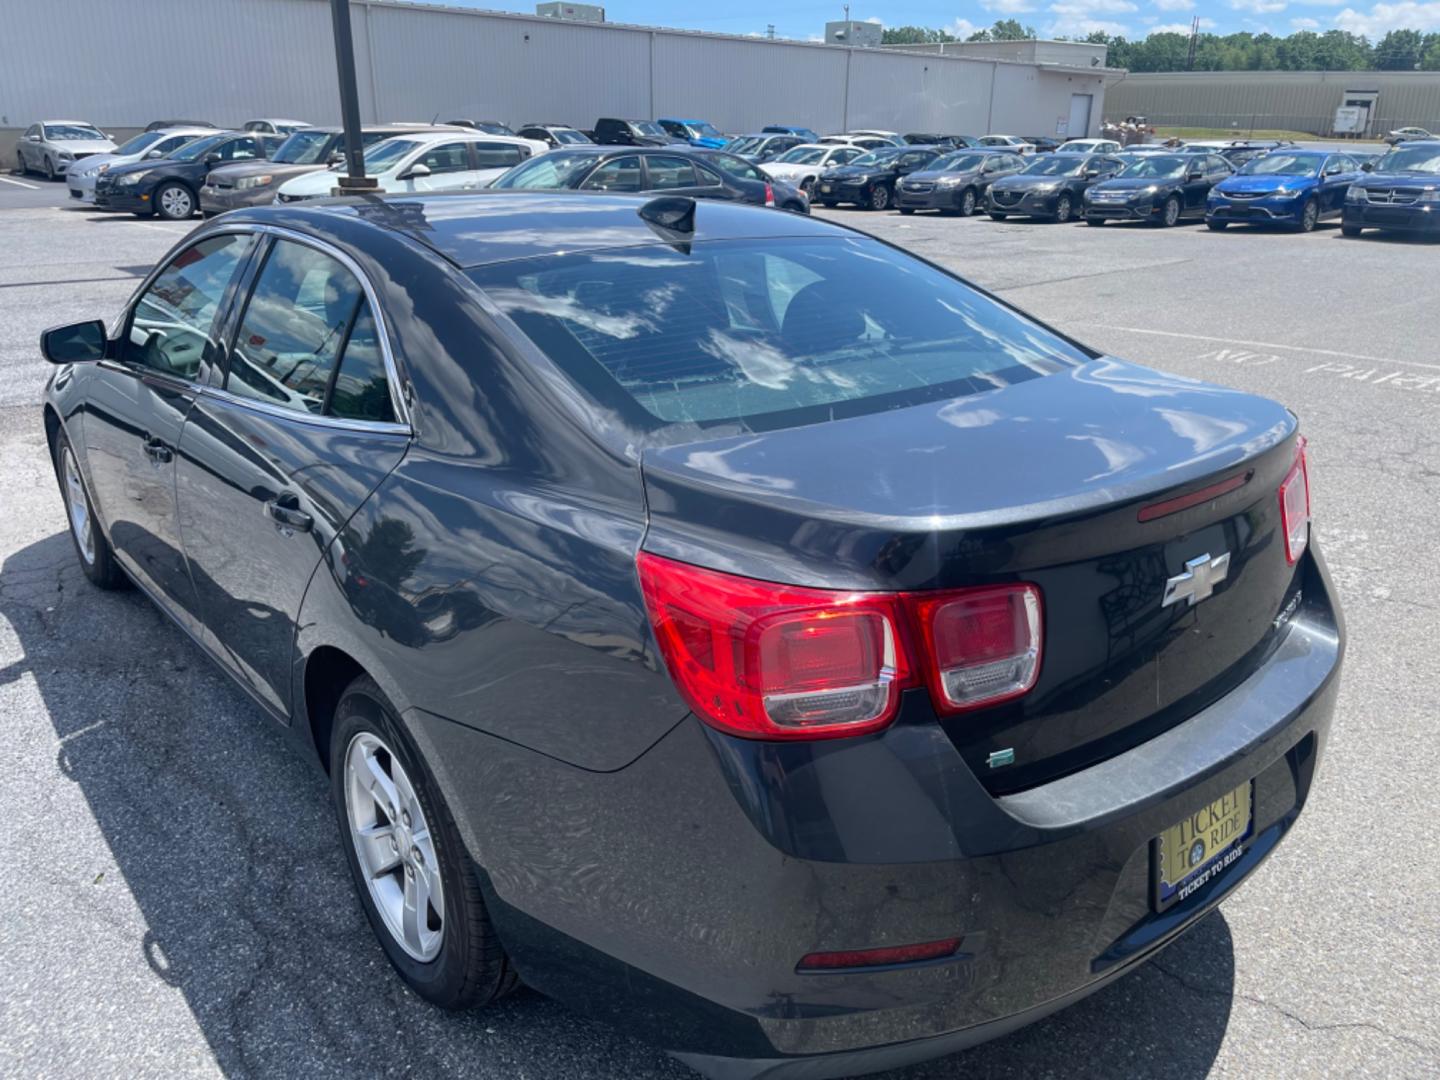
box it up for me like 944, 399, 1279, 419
797, 937, 962, 971
764, 182, 775, 207
1278, 435, 1311, 565
637, 553, 1043, 740
912, 585, 1042, 714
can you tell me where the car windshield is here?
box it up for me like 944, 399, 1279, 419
1118, 155, 1187, 178
932, 152, 987, 172
172, 134, 228, 161
1376, 146, 1440, 173
491, 152, 600, 189
727, 137, 765, 154
776, 147, 828, 165
272, 129, 334, 164
1024, 156, 1087, 176
474, 122, 513, 135
115, 131, 166, 155
689, 122, 723, 138
45, 125, 105, 141
1062, 142, 1096, 152
1239, 153, 1323, 177
360, 139, 423, 172
554, 129, 589, 144
633, 122, 667, 137
849, 148, 903, 167
469, 236, 1087, 430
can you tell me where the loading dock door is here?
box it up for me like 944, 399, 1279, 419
1069, 94, 1094, 139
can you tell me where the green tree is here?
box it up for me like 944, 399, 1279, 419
969, 19, 1037, 42
1375, 28, 1424, 69
881, 25, 956, 45
1421, 33, 1440, 71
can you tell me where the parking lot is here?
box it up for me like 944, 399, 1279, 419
2, 179, 1438, 1079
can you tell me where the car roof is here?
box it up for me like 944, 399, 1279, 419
247, 118, 309, 124
242, 192, 846, 270
43, 119, 100, 126
154, 127, 219, 137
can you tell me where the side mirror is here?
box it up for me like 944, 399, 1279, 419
327, 150, 344, 165
203, 152, 222, 166
401, 162, 431, 180
1361, 161, 1375, 172
1187, 171, 1204, 181
1085, 169, 1101, 178
41, 320, 108, 364
145, 148, 164, 159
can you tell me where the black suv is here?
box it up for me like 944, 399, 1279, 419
592, 119, 685, 146
1341, 140, 1440, 239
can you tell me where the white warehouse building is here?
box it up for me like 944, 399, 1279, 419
1, 0, 1120, 158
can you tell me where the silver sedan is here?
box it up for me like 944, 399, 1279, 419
15, 120, 116, 180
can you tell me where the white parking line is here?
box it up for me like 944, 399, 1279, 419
1090, 324, 1440, 374
0, 175, 41, 190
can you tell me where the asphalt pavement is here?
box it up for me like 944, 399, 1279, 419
1, 179, 1437, 1079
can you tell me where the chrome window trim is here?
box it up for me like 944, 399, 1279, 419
114, 221, 414, 435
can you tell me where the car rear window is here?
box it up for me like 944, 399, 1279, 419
469, 236, 1088, 431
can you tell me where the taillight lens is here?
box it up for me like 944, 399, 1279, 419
912, 585, 1042, 713
764, 182, 775, 207
637, 553, 1044, 739
1278, 435, 1311, 565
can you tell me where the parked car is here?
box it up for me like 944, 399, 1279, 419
16, 121, 116, 180
274, 132, 534, 202
724, 133, 805, 163
144, 119, 215, 132
987, 152, 1127, 222
657, 118, 729, 148
1216, 145, 1271, 169
848, 129, 906, 145
244, 118, 311, 135
816, 145, 943, 211
94, 131, 283, 219
1023, 136, 1062, 153
444, 119, 516, 135
489, 145, 809, 212
818, 133, 906, 151
903, 133, 981, 148
979, 134, 1036, 155
1342, 140, 1440, 238
515, 123, 593, 148
67, 127, 214, 204
200, 124, 453, 213
893, 148, 1027, 216
1056, 138, 1122, 155
592, 118, 685, 146
1206, 150, 1362, 232
41, 188, 1339, 1080
760, 143, 865, 195
1384, 126, 1434, 146
1083, 152, 1232, 227
762, 123, 820, 142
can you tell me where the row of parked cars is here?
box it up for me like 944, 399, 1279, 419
18, 116, 1438, 239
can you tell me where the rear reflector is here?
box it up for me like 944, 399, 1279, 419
797, 938, 962, 972
637, 553, 1043, 739
1138, 471, 1251, 522
1278, 435, 1311, 565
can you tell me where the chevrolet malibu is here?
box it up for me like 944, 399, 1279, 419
40, 193, 1342, 1079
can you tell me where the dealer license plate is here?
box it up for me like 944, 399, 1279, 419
1153, 781, 1252, 911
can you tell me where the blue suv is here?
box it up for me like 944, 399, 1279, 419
657, 118, 729, 148
1207, 150, 1362, 232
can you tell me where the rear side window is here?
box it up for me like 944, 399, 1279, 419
225, 239, 387, 418
473, 142, 526, 168
646, 156, 700, 189
471, 237, 1088, 431
581, 157, 641, 192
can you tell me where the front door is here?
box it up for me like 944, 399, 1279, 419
82, 232, 257, 634
176, 234, 410, 718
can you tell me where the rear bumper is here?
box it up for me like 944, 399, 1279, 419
1343, 203, 1440, 233
410, 549, 1343, 1078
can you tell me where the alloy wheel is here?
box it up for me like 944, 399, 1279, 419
1163, 197, 1180, 227
870, 185, 889, 211
15, 151, 24, 176
961, 188, 977, 216
60, 446, 95, 565
1300, 201, 1319, 232
1055, 194, 1073, 223
344, 731, 446, 962
158, 185, 193, 219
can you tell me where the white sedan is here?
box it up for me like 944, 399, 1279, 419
979, 134, 1036, 155
274, 131, 534, 202
761, 143, 866, 194
1056, 138, 1122, 155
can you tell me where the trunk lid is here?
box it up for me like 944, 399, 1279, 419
640, 359, 1302, 792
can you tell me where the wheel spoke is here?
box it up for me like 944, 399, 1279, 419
402, 863, 432, 953
355, 822, 400, 878
359, 751, 401, 822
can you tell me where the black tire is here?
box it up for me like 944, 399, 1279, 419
1085, 216, 1104, 226
331, 675, 519, 1010
1054, 194, 1073, 224
45, 156, 58, 181
1207, 220, 1229, 231
1297, 199, 1319, 233
868, 184, 891, 211
1155, 196, 1181, 227
989, 212, 1006, 221
898, 207, 915, 215
15, 150, 26, 176
800, 178, 815, 197
958, 187, 978, 217
153, 181, 196, 220
52, 429, 127, 590
1342, 224, 1362, 237
820, 199, 837, 208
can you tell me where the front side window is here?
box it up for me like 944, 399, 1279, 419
831, 148, 861, 165
580, 156, 641, 192
645, 156, 700, 189
470, 236, 1088, 431
172, 134, 228, 162
777, 147, 827, 165
154, 134, 201, 157
328, 306, 394, 423
702, 153, 761, 182
220, 137, 262, 161
360, 139, 421, 174
225, 240, 364, 414
553, 128, 589, 145
126, 233, 254, 379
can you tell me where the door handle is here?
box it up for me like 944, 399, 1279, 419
143, 438, 173, 464
265, 494, 313, 534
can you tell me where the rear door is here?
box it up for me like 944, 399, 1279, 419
83, 232, 258, 634
176, 234, 410, 718
642, 155, 742, 202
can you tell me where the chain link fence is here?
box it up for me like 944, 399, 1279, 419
1102, 112, 1438, 140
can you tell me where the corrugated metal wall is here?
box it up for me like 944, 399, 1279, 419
0, 0, 1103, 140
1107, 72, 1440, 135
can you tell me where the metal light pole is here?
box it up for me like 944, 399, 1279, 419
330, 0, 377, 194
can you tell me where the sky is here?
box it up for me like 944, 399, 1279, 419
443, 0, 1440, 43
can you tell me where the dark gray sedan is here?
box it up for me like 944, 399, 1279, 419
986, 153, 1127, 223
893, 149, 1028, 216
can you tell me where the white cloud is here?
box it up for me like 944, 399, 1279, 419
1154, 0, 1194, 8
1047, 15, 1135, 33
863, 15, 882, 22
1335, 1, 1440, 33
982, 0, 1039, 12
947, 17, 983, 36
1229, 0, 1288, 11
1291, 14, 1321, 25
1051, 0, 1139, 12
1150, 20, 1193, 29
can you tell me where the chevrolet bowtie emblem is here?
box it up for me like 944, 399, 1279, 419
1162, 552, 1231, 608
